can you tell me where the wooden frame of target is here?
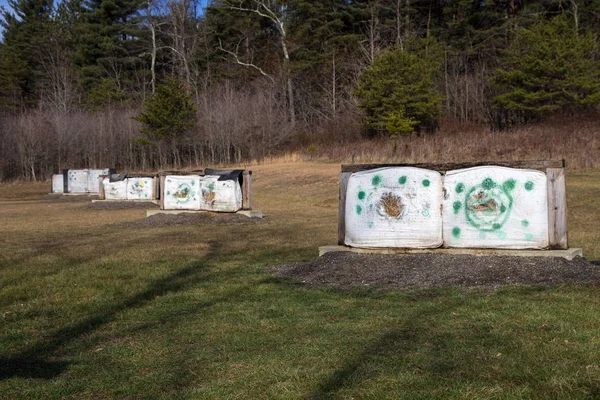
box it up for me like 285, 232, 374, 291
338, 160, 567, 250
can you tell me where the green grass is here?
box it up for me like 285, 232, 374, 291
1, 163, 599, 399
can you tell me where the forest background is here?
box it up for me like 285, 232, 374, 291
0, 0, 599, 181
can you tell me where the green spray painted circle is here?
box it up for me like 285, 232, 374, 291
465, 179, 513, 232
422, 179, 430, 187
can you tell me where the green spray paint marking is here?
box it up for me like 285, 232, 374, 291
479, 231, 486, 239
453, 201, 462, 214
356, 205, 363, 215
422, 208, 430, 217
422, 179, 431, 187
465, 177, 513, 232
456, 183, 465, 193
482, 178, 496, 190
502, 179, 516, 192
452, 227, 461, 239
372, 175, 382, 186
525, 181, 534, 191
398, 176, 407, 185
358, 190, 366, 200
497, 231, 507, 240
525, 233, 534, 241
368, 221, 374, 229
522, 219, 529, 227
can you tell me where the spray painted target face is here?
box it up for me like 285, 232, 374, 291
465, 178, 513, 231
172, 183, 194, 203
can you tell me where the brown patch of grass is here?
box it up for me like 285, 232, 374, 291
297, 114, 600, 170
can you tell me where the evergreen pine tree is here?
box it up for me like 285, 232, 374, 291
0, 0, 53, 108
491, 16, 600, 127
73, 0, 147, 100
353, 38, 444, 136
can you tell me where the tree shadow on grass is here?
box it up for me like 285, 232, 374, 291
305, 300, 457, 399
0, 245, 219, 380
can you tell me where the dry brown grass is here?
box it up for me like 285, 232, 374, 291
1, 161, 597, 260
298, 115, 600, 170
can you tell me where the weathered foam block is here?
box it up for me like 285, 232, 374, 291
198, 176, 242, 212
345, 167, 443, 248
52, 174, 64, 193
164, 175, 202, 210
103, 178, 127, 200
443, 166, 548, 249
127, 177, 154, 200
67, 169, 89, 193
87, 169, 110, 193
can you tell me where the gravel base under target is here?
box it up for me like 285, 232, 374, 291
270, 252, 600, 290
85, 201, 160, 210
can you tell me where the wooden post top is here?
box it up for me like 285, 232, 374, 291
341, 160, 565, 173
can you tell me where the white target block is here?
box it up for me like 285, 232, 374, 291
443, 166, 549, 249
345, 167, 443, 248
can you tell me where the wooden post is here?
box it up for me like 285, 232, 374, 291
151, 176, 157, 200
98, 175, 106, 200
547, 167, 568, 249
160, 175, 166, 210
338, 171, 352, 245
242, 171, 252, 210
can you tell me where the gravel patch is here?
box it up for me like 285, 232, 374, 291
270, 252, 600, 290
84, 201, 160, 210
121, 212, 266, 227
43, 194, 99, 202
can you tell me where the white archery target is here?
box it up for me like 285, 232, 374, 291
67, 169, 89, 193
87, 169, 110, 193
52, 174, 64, 193
443, 166, 549, 249
103, 178, 127, 200
198, 176, 242, 212
163, 175, 202, 210
126, 177, 154, 200
345, 167, 443, 248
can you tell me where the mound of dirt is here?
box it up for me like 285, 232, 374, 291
270, 252, 600, 290
84, 201, 160, 210
43, 194, 99, 202
122, 212, 266, 227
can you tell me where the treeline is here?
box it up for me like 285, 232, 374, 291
0, 0, 599, 180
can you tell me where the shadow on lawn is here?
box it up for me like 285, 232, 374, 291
0, 245, 218, 380
306, 299, 457, 399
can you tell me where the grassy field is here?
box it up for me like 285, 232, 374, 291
1, 162, 599, 399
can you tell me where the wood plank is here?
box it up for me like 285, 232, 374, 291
319, 245, 582, 260
242, 171, 252, 210
547, 167, 568, 249
157, 169, 204, 176
338, 172, 352, 245
98, 175, 106, 200
160, 175, 166, 210
342, 159, 565, 173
